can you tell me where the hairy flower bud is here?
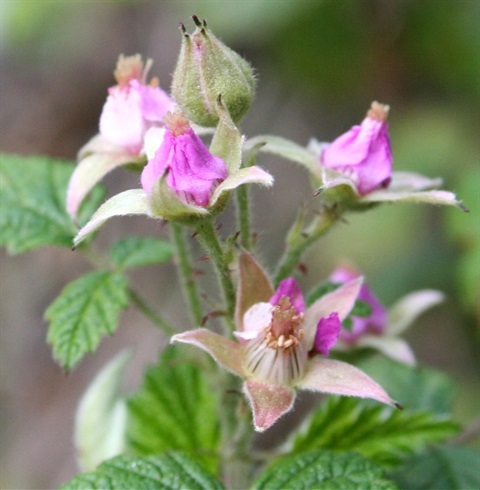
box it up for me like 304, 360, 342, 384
171, 16, 255, 127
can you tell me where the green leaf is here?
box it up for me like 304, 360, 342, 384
251, 450, 397, 489
0, 153, 104, 254
389, 446, 480, 490
357, 355, 456, 414
291, 397, 459, 468
127, 347, 220, 474
46, 271, 129, 370
108, 236, 173, 270
61, 452, 224, 490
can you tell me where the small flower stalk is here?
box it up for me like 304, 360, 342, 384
171, 16, 256, 127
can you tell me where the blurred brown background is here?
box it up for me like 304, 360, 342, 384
1, 1, 479, 488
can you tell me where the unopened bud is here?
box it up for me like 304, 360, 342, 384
171, 16, 256, 127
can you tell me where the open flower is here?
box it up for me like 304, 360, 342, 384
171, 253, 397, 432
73, 103, 273, 247
67, 54, 175, 219
330, 265, 445, 365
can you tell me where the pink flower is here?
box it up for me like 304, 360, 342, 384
321, 101, 392, 195
171, 253, 396, 432
99, 54, 174, 154
330, 265, 445, 366
141, 112, 228, 207
66, 54, 174, 219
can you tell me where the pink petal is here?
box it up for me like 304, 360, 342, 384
298, 358, 396, 406
170, 329, 244, 378
303, 277, 363, 346
235, 302, 273, 342
99, 85, 146, 154
314, 312, 342, 356
135, 81, 175, 123
243, 380, 295, 432
330, 266, 386, 342
235, 252, 275, 332
270, 278, 305, 313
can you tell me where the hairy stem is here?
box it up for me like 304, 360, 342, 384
274, 209, 338, 286
170, 221, 204, 326
235, 185, 252, 250
195, 218, 236, 325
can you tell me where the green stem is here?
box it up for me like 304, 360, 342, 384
129, 288, 175, 335
235, 185, 252, 250
170, 221, 204, 326
195, 218, 236, 324
274, 210, 338, 286
218, 373, 254, 489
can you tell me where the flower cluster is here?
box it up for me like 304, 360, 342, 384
68, 16, 463, 433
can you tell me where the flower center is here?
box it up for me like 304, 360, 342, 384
242, 297, 307, 386
265, 297, 304, 351
366, 101, 390, 122
164, 111, 191, 137
114, 54, 144, 85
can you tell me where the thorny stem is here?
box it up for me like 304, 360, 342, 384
218, 372, 254, 489
170, 222, 204, 326
235, 150, 256, 251
195, 218, 236, 326
235, 184, 252, 250
274, 208, 339, 286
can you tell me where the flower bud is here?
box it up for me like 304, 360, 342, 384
321, 101, 392, 195
141, 111, 228, 207
171, 16, 256, 127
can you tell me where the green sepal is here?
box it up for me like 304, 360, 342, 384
209, 97, 243, 174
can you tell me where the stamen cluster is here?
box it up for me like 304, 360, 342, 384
265, 297, 304, 352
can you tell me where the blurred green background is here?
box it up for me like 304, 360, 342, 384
1, 1, 478, 488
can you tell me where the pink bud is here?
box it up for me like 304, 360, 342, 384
99, 55, 174, 155
322, 102, 392, 195
141, 112, 228, 207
